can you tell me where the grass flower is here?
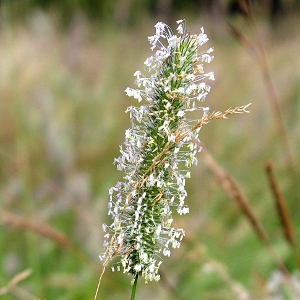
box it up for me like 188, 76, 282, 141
99, 20, 250, 296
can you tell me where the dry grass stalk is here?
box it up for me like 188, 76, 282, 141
1, 209, 73, 249
0, 269, 31, 296
145, 104, 252, 177
228, 23, 258, 61
237, 0, 251, 19
201, 149, 269, 244
202, 149, 300, 296
265, 161, 296, 248
177, 104, 252, 142
0, 209, 97, 272
228, 2, 296, 175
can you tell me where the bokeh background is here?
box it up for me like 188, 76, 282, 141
1, 0, 300, 299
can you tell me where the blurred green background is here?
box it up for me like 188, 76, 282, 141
1, 0, 300, 299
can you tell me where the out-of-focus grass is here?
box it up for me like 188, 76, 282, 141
0, 9, 300, 300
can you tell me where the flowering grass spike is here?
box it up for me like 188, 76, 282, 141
100, 20, 244, 286
101, 20, 214, 283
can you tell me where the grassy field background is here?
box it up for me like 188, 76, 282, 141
1, 5, 300, 300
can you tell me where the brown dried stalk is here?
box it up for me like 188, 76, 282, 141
1, 209, 73, 248
0, 209, 96, 272
228, 1, 295, 174
202, 149, 269, 244
177, 103, 252, 142
201, 149, 296, 283
265, 161, 296, 248
145, 103, 251, 175
0, 269, 32, 297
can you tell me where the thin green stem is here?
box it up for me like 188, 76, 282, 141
130, 274, 139, 300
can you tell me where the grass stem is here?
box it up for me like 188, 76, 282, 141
130, 274, 139, 300
202, 149, 300, 297
228, 0, 296, 177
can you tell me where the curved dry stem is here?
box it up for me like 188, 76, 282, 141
202, 149, 300, 297
229, 0, 296, 175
